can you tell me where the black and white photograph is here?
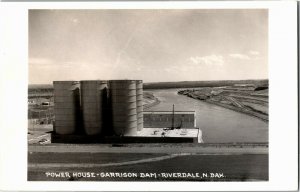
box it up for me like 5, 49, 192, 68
0, 1, 298, 191
27, 9, 269, 181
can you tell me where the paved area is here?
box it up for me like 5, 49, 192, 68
28, 144, 268, 154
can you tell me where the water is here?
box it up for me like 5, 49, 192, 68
145, 89, 268, 143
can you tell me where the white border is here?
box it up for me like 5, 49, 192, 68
0, 1, 298, 191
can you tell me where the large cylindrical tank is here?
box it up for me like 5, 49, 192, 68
81, 80, 107, 135
53, 81, 80, 135
136, 80, 143, 131
109, 80, 137, 136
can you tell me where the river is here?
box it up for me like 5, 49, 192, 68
144, 89, 268, 143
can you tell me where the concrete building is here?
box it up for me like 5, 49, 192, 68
143, 111, 196, 128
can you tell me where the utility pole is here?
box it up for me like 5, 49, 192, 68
172, 104, 175, 129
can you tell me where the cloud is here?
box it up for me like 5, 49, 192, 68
229, 51, 260, 60
190, 55, 224, 66
229, 54, 250, 60
249, 50, 260, 56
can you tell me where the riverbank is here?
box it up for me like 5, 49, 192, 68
205, 100, 268, 122
178, 84, 268, 122
143, 91, 160, 109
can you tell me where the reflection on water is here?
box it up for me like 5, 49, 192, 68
145, 89, 268, 143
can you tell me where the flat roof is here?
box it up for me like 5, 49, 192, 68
137, 128, 199, 138
144, 111, 195, 115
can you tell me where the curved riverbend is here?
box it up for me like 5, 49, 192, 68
145, 89, 268, 143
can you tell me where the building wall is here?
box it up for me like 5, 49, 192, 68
143, 113, 195, 128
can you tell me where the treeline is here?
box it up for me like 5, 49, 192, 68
143, 79, 268, 89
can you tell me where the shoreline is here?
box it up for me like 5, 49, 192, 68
204, 100, 268, 122
143, 92, 161, 110
143, 98, 160, 110
177, 91, 268, 122
144, 90, 268, 122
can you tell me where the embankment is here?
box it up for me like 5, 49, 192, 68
178, 86, 268, 122
205, 100, 268, 122
143, 92, 160, 109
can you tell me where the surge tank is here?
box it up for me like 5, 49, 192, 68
136, 80, 143, 131
109, 80, 137, 136
53, 81, 80, 135
81, 80, 107, 135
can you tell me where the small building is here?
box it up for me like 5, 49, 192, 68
140, 111, 202, 143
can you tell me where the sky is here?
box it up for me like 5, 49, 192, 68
29, 9, 268, 84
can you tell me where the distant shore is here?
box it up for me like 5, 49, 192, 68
178, 84, 268, 122
28, 79, 268, 90
143, 79, 268, 89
